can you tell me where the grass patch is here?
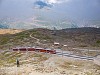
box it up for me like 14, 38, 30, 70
0, 51, 24, 66
7, 58, 15, 63
32, 53, 42, 57
93, 64, 100, 70
39, 56, 48, 61
79, 44, 88, 47
14, 32, 29, 40
60, 61, 84, 69
60, 62, 72, 69
96, 40, 100, 44
0, 37, 10, 45
31, 31, 52, 40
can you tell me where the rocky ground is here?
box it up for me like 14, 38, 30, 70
0, 51, 100, 75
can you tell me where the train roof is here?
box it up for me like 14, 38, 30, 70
35, 47, 44, 49
45, 48, 52, 50
13, 46, 35, 49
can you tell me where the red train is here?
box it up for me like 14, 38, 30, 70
13, 47, 56, 54
13, 47, 35, 51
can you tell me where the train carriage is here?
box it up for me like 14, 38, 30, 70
27, 47, 35, 51
13, 48, 19, 51
50, 50, 56, 54
45, 48, 56, 54
19, 48, 27, 51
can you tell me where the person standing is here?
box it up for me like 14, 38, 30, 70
16, 58, 19, 67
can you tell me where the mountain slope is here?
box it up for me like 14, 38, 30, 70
0, 27, 100, 50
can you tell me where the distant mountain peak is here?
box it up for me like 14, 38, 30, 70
0, 24, 9, 29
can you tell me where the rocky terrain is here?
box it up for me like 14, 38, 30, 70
0, 51, 100, 75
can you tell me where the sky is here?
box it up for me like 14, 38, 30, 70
0, 0, 100, 29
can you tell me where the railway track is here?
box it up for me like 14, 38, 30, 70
0, 50, 95, 60
56, 51, 94, 60
12, 47, 95, 60
1, 47, 99, 61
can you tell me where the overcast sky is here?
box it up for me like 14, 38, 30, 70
0, 0, 100, 28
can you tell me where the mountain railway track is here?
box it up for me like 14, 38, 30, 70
11, 47, 98, 60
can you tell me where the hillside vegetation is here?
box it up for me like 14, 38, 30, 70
0, 27, 100, 50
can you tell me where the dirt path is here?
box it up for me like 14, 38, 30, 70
30, 33, 41, 44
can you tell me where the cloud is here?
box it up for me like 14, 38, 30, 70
34, 0, 70, 9
34, 0, 53, 9
46, 0, 70, 4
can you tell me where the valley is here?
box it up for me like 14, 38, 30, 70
0, 27, 100, 75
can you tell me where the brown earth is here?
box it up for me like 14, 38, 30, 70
0, 29, 24, 34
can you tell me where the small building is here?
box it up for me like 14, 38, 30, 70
54, 42, 60, 46
63, 45, 68, 47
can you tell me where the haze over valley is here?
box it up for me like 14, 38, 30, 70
0, 0, 100, 29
